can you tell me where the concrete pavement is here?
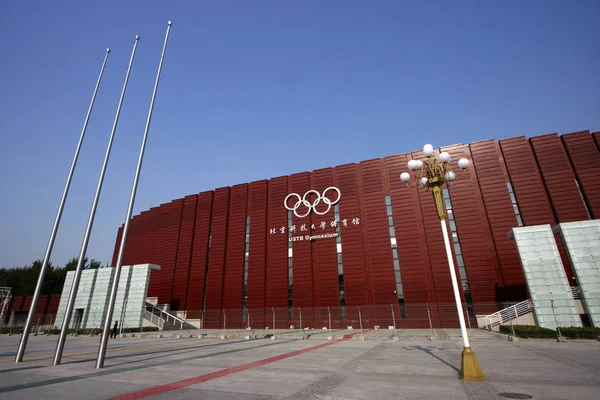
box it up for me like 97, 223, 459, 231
0, 329, 598, 399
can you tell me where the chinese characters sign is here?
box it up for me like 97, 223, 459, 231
270, 217, 360, 241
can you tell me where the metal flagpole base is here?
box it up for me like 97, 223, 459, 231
459, 347, 486, 381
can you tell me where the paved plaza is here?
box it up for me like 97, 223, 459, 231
0, 329, 599, 399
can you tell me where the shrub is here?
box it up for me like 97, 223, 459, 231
500, 325, 557, 338
500, 324, 600, 339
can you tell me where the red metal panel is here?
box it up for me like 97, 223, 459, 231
34, 295, 49, 314
290, 172, 314, 326
561, 131, 600, 219
47, 294, 60, 317
384, 154, 437, 326
441, 144, 499, 313
170, 195, 198, 311
530, 133, 589, 222
266, 176, 288, 326
247, 180, 268, 327
308, 168, 338, 308
332, 164, 368, 310
469, 140, 524, 289
153, 200, 184, 304
186, 191, 213, 317
593, 132, 600, 149
222, 184, 248, 327
9, 296, 24, 312
499, 136, 555, 225
499, 136, 575, 283
308, 168, 338, 328
111, 226, 123, 267
203, 187, 230, 326
22, 296, 33, 311
146, 206, 161, 298
357, 158, 396, 328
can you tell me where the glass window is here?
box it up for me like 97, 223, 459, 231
392, 248, 399, 259
453, 243, 462, 255
393, 259, 400, 271
516, 215, 524, 227
390, 237, 397, 248
288, 268, 293, 278
459, 268, 467, 280
395, 271, 401, 282
338, 264, 344, 275
385, 196, 392, 206
337, 254, 343, 264
386, 205, 393, 216
449, 220, 457, 231
445, 199, 452, 209
288, 258, 292, 267
443, 188, 449, 197
452, 232, 459, 243
509, 192, 516, 203
389, 226, 396, 237
336, 235, 341, 243
388, 216, 394, 226
513, 204, 520, 214
447, 209, 454, 220
396, 283, 403, 295
337, 243, 342, 253
456, 255, 464, 267
338, 275, 344, 285
506, 182, 513, 192
288, 248, 293, 258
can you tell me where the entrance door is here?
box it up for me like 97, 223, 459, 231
73, 308, 84, 330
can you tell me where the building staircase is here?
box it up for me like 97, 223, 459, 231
143, 303, 196, 331
480, 299, 533, 330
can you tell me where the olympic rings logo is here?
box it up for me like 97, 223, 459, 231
284, 187, 341, 218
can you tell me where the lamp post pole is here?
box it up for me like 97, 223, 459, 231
401, 144, 486, 382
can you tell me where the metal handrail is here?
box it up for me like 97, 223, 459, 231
144, 303, 184, 329
481, 300, 533, 330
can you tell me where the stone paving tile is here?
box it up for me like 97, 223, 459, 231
1, 333, 600, 399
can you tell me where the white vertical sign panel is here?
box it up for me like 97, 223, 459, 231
510, 225, 582, 329
554, 220, 600, 327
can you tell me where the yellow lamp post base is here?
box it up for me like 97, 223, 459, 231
460, 347, 487, 381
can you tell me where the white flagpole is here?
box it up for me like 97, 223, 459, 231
96, 21, 172, 369
15, 48, 111, 363
52, 36, 140, 365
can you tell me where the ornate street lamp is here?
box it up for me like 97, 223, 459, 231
400, 144, 486, 382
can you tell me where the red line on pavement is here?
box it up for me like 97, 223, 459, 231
107, 332, 368, 400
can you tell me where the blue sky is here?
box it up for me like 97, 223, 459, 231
1, 1, 599, 268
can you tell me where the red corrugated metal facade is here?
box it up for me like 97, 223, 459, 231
111, 131, 600, 328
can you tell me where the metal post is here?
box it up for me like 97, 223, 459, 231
506, 301, 516, 337
34, 317, 41, 336
96, 22, 173, 369
391, 304, 396, 330
199, 310, 204, 337
54, 37, 139, 366
271, 307, 275, 334
120, 298, 128, 335
427, 303, 434, 338
299, 308, 302, 332
15, 48, 110, 363
223, 310, 227, 336
358, 306, 364, 335
465, 302, 472, 332
246, 310, 250, 330
440, 220, 470, 348
327, 306, 331, 331
550, 298, 561, 337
